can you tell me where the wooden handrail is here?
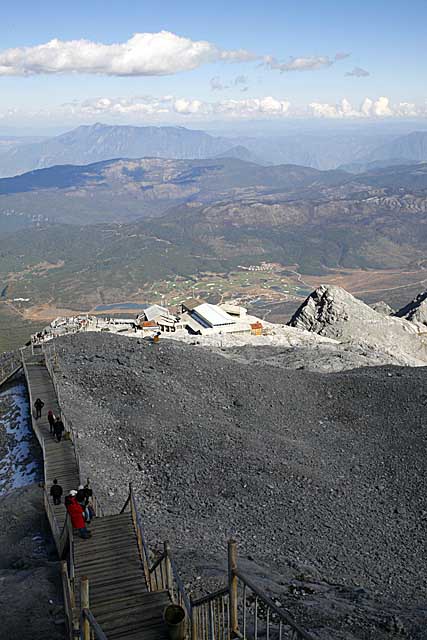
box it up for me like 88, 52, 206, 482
81, 609, 108, 640
149, 551, 167, 573
191, 586, 229, 608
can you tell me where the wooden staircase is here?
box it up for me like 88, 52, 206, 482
74, 512, 170, 639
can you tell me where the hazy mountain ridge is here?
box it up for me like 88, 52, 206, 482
0, 157, 349, 227
2, 123, 427, 176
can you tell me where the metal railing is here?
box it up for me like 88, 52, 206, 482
191, 587, 230, 640
122, 488, 315, 640
122, 484, 193, 622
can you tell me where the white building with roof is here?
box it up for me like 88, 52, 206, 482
191, 303, 236, 329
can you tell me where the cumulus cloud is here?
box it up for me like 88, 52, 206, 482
308, 96, 426, 118
346, 66, 370, 77
60, 94, 291, 120
0, 31, 257, 77
4, 94, 427, 124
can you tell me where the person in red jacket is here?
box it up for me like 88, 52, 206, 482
66, 491, 91, 539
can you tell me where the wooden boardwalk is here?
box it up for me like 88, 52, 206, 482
22, 359, 80, 534
74, 513, 170, 640
22, 351, 171, 640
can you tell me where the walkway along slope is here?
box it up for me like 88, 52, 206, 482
21, 347, 171, 640
21, 343, 316, 640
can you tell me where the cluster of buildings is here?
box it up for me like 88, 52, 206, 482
137, 299, 264, 337
31, 298, 265, 347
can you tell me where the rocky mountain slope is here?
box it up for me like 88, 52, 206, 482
289, 285, 427, 365
394, 289, 427, 326
52, 332, 427, 639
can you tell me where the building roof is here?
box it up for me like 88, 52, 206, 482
192, 303, 236, 328
144, 304, 169, 322
181, 298, 204, 311
250, 322, 263, 330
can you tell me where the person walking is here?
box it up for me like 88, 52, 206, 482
66, 490, 92, 539
50, 479, 63, 505
34, 398, 44, 419
53, 417, 65, 442
77, 483, 94, 522
47, 410, 56, 436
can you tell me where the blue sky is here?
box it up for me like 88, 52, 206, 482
0, 0, 426, 129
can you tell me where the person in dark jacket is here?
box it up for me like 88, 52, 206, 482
47, 410, 56, 435
53, 417, 65, 442
34, 398, 44, 419
77, 484, 94, 522
50, 479, 63, 505
66, 491, 91, 539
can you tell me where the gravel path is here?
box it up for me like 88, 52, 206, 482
53, 332, 427, 638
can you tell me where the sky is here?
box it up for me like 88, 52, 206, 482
0, 0, 426, 131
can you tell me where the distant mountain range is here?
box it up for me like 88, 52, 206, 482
3, 123, 427, 177
2, 156, 427, 231
0, 123, 256, 178
0, 157, 349, 228
1, 159, 427, 310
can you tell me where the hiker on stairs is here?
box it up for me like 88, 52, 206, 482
47, 410, 56, 435
66, 490, 92, 539
53, 416, 65, 442
34, 398, 44, 419
50, 479, 63, 505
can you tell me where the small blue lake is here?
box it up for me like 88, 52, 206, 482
95, 302, 148, 311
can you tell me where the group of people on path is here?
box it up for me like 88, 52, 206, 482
34, 398, 65, 441
50, 479, 94, 539
38, 397, 95, 540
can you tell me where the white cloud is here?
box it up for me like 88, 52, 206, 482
60, 95, 291, 120
173, 98, 205, 115
3, 95, 427, 124
309, 96, 425, 119
265, 55, 334, 72
0, 31, 256, 77
215, 96, 291, 117
210, 75, 248, 91
345, 66, 370, 77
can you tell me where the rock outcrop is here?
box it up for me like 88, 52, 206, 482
370, 300, 394, 316
288, 284, 427, 366
394, 289, 427, 327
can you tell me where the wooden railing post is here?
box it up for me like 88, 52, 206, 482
191, 610, 197, 640
164, 541, 172, 591
81, 577, 90, 640
228, 540, 239, 636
